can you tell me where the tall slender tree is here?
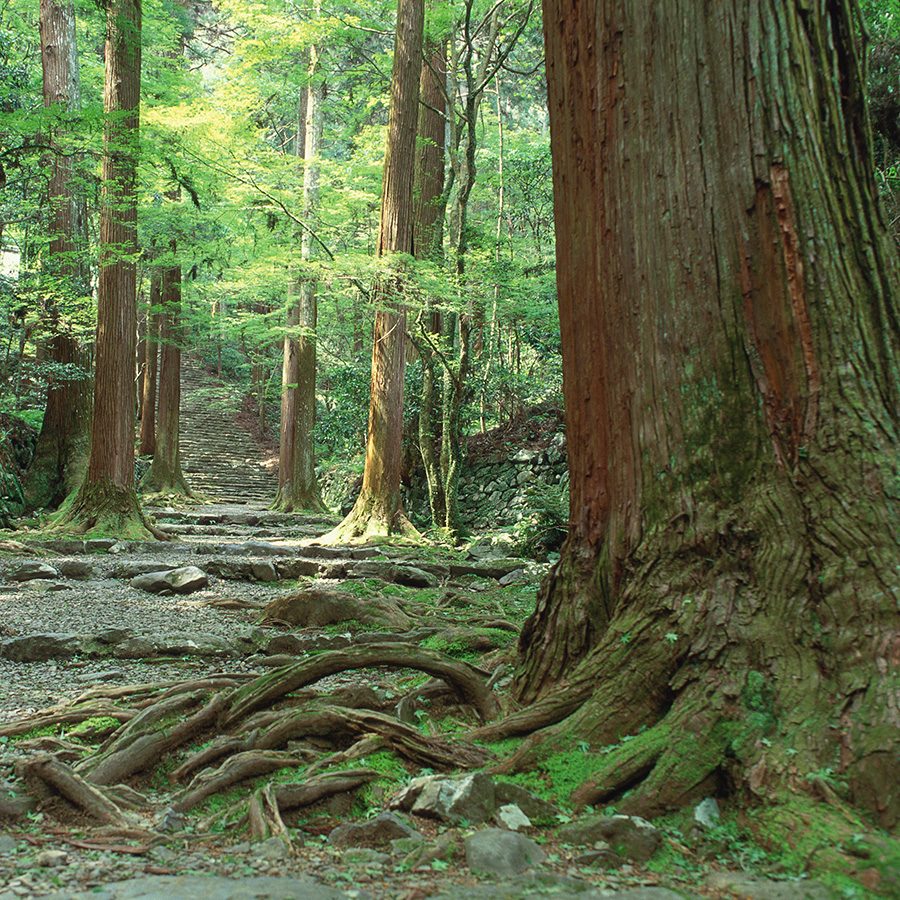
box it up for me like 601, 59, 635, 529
56, 0, 152, 537
275, 25, 325, 512
142, 232, 190, 495
324, 0, 425, 541
414, 36, 449, 529
488, 0, 898, 848
25, 0, 91, 510
138, 277, 160, 457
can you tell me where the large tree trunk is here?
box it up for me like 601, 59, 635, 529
505, 0, 898, 847
275, 35, 325, 513
142, 251, 189, 496
25, 0, 92, 510
138, 275, 160, 457
56, 0, 152, 538
414, 37, 448, 531
324, 0, 424, 542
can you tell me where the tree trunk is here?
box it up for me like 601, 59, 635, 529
142, 250, 189, 495
506, 0, 898, 847
25, 0, 92, 510
56, 0, 151, 538
275, 35, 325, 513
139, 275, 160, 457
414, 37, 448, 530
324, 0, 424, 542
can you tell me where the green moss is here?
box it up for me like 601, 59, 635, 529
67, 716, 122, 742
10, 724, 60, 741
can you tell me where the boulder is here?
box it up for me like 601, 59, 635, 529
329, 812, 422, 848
151, 632, 234, 657
467, 533, 518, 560
556, 814, 661, 862
465, 828, 545, 876
7, 562, 59, 582
0, 633, 80, 661
130, 566, 208, 595
393, 773, 496, 824
261, 587, 412, 630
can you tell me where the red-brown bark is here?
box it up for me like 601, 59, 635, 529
506, 0, 899, 844
325, 0, 424, 541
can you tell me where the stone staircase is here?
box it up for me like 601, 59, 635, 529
179, 362, 278, 505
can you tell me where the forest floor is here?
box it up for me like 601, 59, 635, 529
0, 503, 853, 899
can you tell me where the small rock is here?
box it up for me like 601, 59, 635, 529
341, 847, 389, 866
495, 803, 532, 831
694, 796, 720, 829
55, 559, 93, 579
74, 668, 127, 684
498, 568, 527, 586
494, 782, 559, 822
0, 633, 80, 662
329, 812, 422, 848
36, 849, 68, 867
464, 828, 545, 876
7, 562, 59, 582
250, 561, 279, 582
393, 772, 496, 824
574, 847, 624, 868
557, 814, 661, 862
155, 808, 187, 833
130, 566, 208, 595
256, 836, 291, 860
0, 833, 17, 854
84, 538, 117, 552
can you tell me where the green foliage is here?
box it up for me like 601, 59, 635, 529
513, 479, 568, 559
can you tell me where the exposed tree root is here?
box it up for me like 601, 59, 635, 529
0, 705, 135, 739
19, 754, 130, 826
173, 751, 307, 813
247, 782, 292, 846
79, 691, 228, 786
224, 644, 499, 724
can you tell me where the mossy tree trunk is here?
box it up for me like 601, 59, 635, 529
510, 0, 899, 836
25, 0, 92, 510
414, 36, 448, 531
324, 0, 424, 542
55, 0, 153, 539
275, 31, 325, 514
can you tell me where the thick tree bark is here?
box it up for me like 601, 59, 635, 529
414, 37, 448, 530
324, 0, 424, 542
56, 0, 151, 537
142, 250, 189, 496
509, 0, 898, 842
138, 275, 160, 458
25, 0, 92, 510
275, 37, 325, 513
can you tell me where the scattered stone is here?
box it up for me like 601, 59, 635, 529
494, 782, 559, 822
347, 560, 439, 588
498, 568, 527, 586
53, 874, 346, 899
262, 587, 412, 630
130, 566, 208, 595
557, 814, 661, 862
465, 828, 545, 876
495, 803, 532, 831
35, 849, 68, 867
20, 580, 70, 592
705, 873, 838, 899
0, 633, 80, 662
341, 847, 389, 866
694, 796, 721, 829
467, 533, 517, 560
255, 836, 291, 861
55, 559, 93, 579
329, 811, 422, 848
393, 772, 496, 824
7, 562, 59, 582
